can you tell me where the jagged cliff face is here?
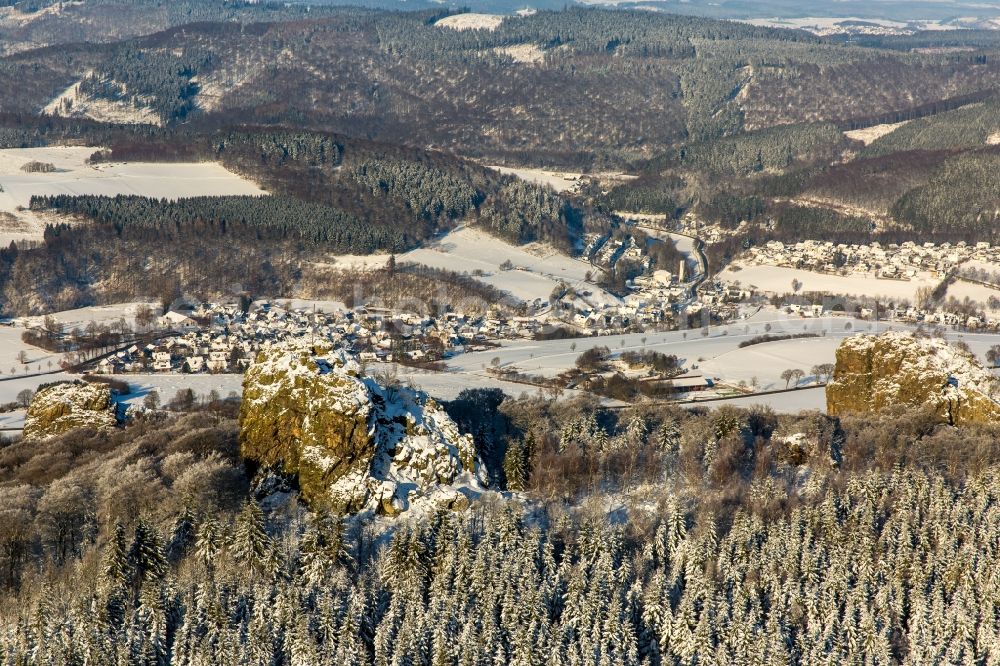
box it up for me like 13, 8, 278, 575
239, 344, 486, 516
23, 381, 118, 440
827, 332, 1000, 425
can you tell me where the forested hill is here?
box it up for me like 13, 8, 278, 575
0, 0, 346, 55
0, 123, 596, 313
599, 93, 1000, 249
6, 7, 1000, 166
37, 125, 591, 252
7, 6, 1000, 298
4, 389, 1000, 663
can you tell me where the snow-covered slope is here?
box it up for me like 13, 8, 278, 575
239, 343, 487, 516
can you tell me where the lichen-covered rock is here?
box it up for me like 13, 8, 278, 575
23, 381, 118, 439
827, 332, 1000, 425
239, 343, 486, 515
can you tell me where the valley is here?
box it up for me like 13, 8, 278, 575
4, 4, 1000, 663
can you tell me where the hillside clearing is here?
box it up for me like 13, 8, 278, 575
435, 13, 504, 31
489, 166, 636, 193
43, 76, 163, 126
844, 120, 910, 145
0, 147, 265, 245
402, 225, 619, 306
495, 44, 546, 64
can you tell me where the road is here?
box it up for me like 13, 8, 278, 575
448, 312, 867, 378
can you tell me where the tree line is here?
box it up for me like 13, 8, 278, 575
32, 194, 405, 253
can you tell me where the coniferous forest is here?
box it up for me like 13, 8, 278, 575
2, 399, 1000, 664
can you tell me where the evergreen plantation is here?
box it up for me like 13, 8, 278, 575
31, 195, 403, 253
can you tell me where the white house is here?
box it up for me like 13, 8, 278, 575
152, 350, 172, 371
161, 311, 197, 330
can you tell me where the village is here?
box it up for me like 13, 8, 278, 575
65, 236, 1000, 379
59, 236, 704, 378
739, 239, 1000, 278
712, 238, 1000, 331
73, 303, 530, 376
15, 229, 1000, 389
85, 283, 703, 377
10, 222, 1000, 423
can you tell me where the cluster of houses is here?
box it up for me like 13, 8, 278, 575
554, 265, 706, 332
743, 240, 1000, 279
583, 233, 650, 273
856, 306, 1000, 330
86, 229, 763, 378
780, 301, 1000, 330
93, 301, 559, 375
94, 279, 733, 376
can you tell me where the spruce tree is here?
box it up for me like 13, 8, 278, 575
229, 500, 274, 580
128, 520, 167, 598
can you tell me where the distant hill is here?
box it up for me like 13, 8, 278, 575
5, 5, 1000, 307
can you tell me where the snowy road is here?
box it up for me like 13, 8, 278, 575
695, 387, 827, 412
448, 314, 869, 380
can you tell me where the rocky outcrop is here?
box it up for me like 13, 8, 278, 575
239, 344, 486, 515
23, 381, 118, 439
827, 332, 1000, 425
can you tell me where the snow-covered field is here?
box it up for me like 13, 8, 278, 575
0, 372, 74, 408
391, 365, 625, 404
435, 13, 504, 31
668, 233, 698, 259
494, 44, 546, 64
719, 264, 939, 302
316, 254, 393, 271
448, 312, 868, 381
489, 166, 637, 194
844, 121, 910, 145
18, 301, 159, 330
402, 225, 620, 306
699, 337, 842, 391
0, 410, 24, 430
0, 147, 265, 244
488, 166, 582, 193
0, 327, 66, 375
945, 280, 1000, 312
118, 374, 243, 406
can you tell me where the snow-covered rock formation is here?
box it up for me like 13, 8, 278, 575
23, 381, 118, 439
239, 343, 487, 516
827, 332, 1000, 425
